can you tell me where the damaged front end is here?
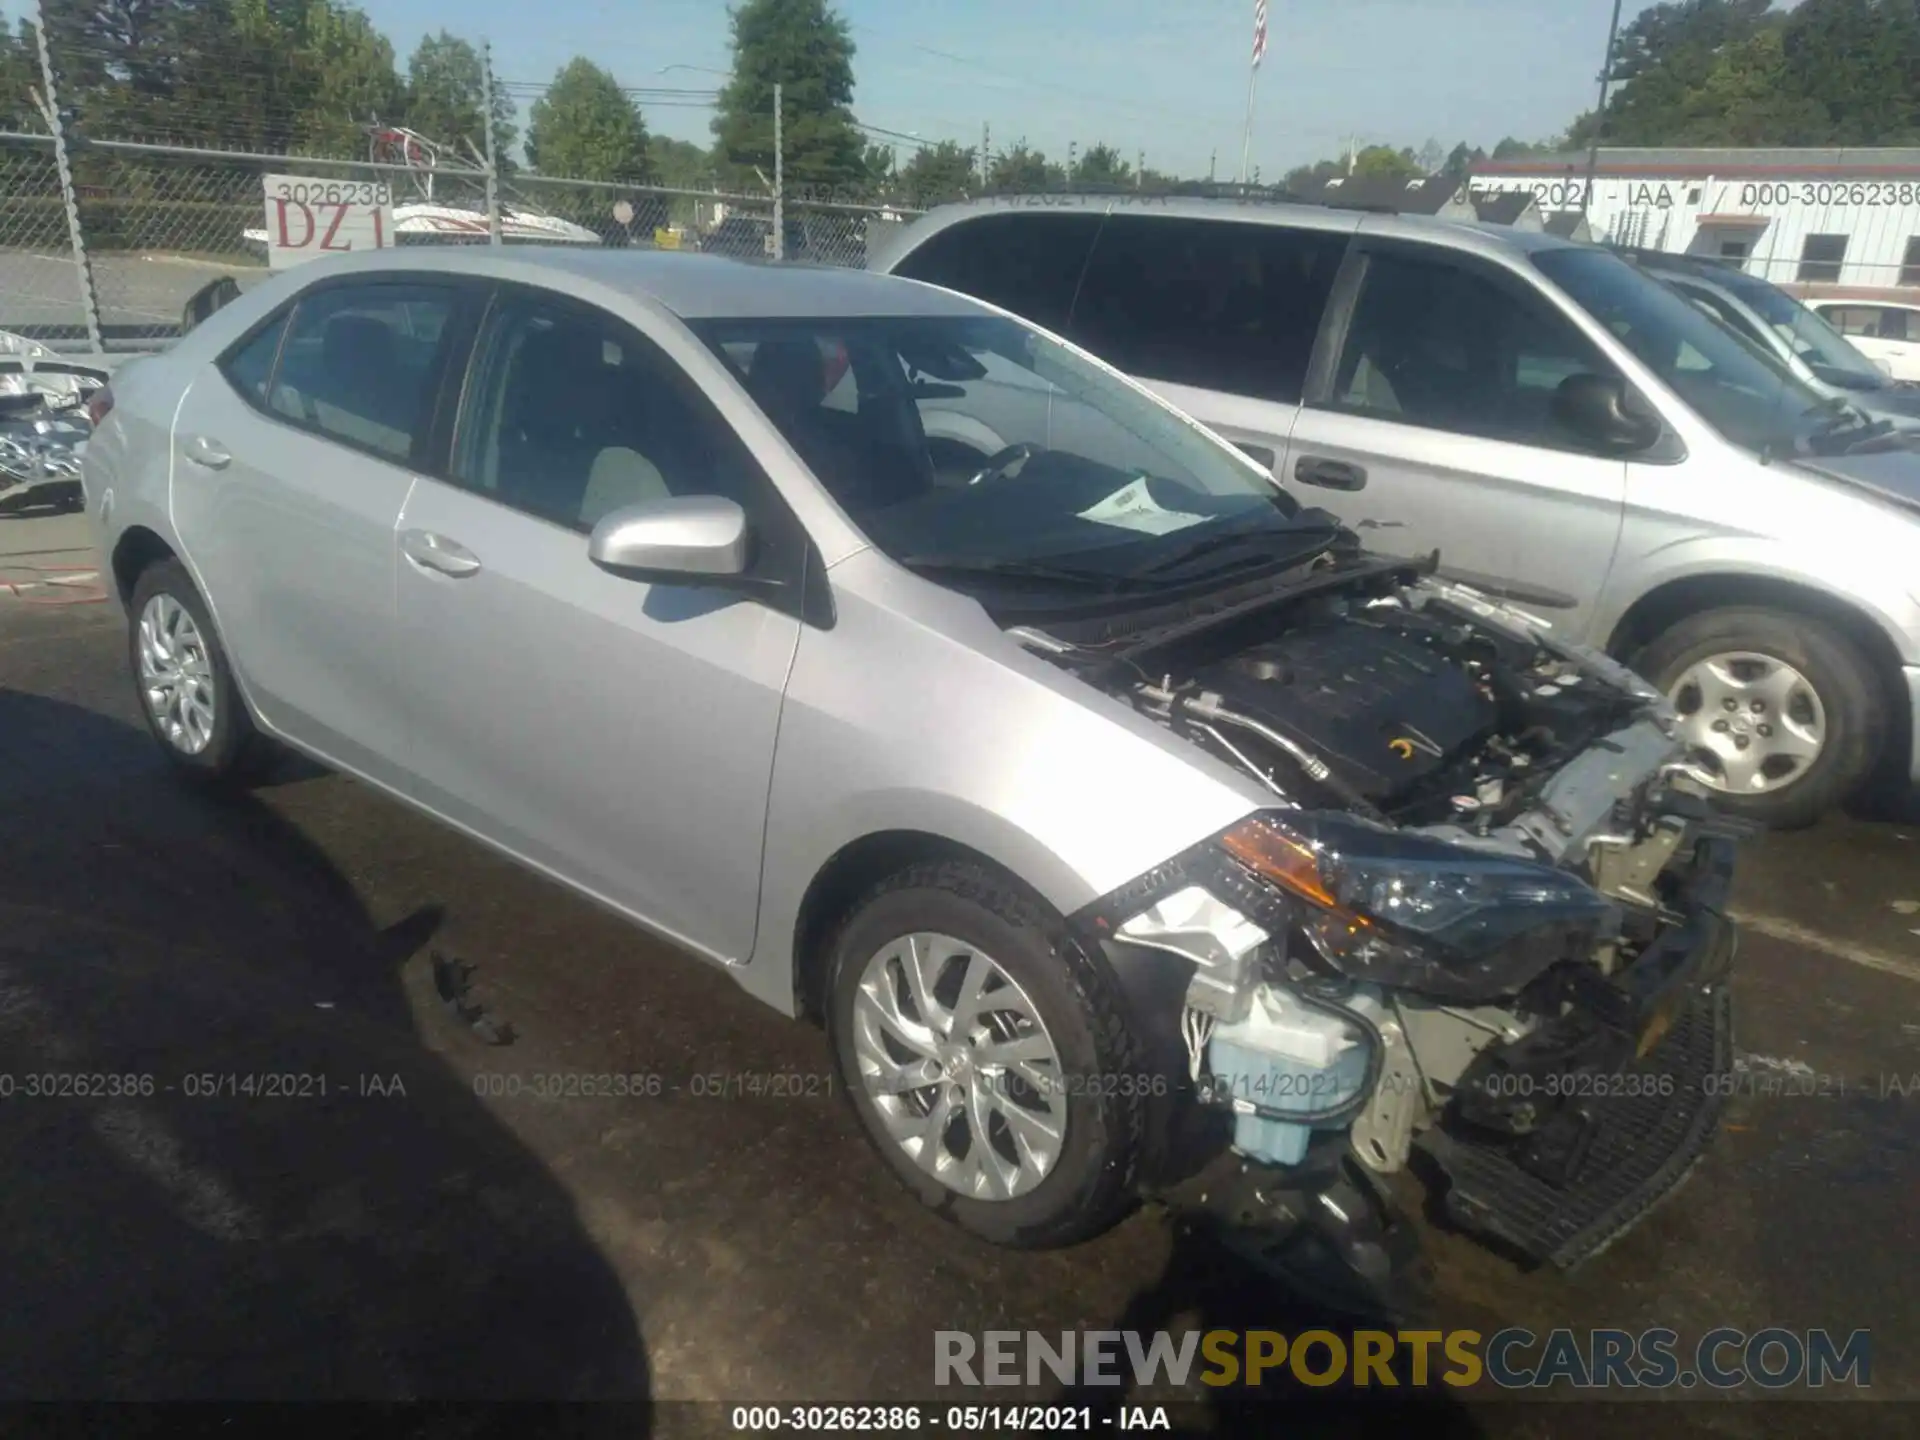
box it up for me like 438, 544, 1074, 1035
1046, 562, 1742, 1303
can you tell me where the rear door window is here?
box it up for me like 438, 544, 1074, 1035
1066, 215, 1348, 404
889, 212, 1104, 333
267, 283, 458, 463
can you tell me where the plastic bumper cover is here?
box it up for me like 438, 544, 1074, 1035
1415, 836, 1737, 1268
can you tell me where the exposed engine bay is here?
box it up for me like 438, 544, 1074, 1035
1036, 559, 1741, 1285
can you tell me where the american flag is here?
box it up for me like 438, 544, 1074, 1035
1252, 0, 1268, 68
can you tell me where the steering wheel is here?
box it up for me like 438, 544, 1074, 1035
966, 441, 1039, 488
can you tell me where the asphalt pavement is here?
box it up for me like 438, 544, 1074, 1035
0, 506, 1914, 1435
0, 249, 263, 338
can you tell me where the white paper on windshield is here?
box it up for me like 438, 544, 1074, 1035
1076, 478, 1210, 537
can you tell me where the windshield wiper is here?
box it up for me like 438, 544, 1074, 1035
897, 554, 1168, 592
1130, 523, 1339, 578
1804, 394, 1875, 431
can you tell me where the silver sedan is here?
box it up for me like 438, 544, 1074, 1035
85, 247, 1737, 1287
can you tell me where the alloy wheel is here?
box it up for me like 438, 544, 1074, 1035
1668, 650, 1825, 795
137, 593, 217, 755
851, 932, 1067, 1201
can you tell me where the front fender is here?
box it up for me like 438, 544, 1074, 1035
737, 555, 1264, 1016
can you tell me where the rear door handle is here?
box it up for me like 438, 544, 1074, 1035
181, 434, 230, 470
1293, 456, 1368, 491
400, 528, 482, 578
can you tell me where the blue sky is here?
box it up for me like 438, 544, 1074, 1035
10, 0, 1664, 175
432, 0, 1656, 174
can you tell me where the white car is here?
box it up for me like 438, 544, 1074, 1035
1810, 300, 1920, 383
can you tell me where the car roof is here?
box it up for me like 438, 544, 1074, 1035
879, 194, 1587, 267
1620, 249, 1769, 290
1811, 297, 1920, 312
273, 244, 990, 321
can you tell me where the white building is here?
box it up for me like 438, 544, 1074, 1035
1469, 146, 1920, 300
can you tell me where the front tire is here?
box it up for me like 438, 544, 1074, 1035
1634, 605, 1885, 829
127, 558, 269, 785
825, 861, 1145, 1248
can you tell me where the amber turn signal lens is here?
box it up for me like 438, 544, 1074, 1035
1220, 817, 1338, 909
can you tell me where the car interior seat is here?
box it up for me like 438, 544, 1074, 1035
314, 314, 412, 455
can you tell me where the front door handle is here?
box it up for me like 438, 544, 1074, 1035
1294, 456, 1367, 491
400, 528, 482, 578
181, 434, 230, 470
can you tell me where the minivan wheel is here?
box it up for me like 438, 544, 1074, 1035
825, 860, 1144, 1248
128, 559, 268, 784
1634, 606, 1885, 829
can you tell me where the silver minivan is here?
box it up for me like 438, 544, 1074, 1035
874, 198, 1920, 827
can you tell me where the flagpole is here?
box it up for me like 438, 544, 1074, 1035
1239, 63, 1258, 185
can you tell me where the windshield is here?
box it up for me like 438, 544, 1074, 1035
1534, 248, 1833, 455
1727, 276, 1888, 389
696, 313, 1334, 594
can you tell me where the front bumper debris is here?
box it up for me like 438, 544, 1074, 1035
1416, 835, 1738, 1268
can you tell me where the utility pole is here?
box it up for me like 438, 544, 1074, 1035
1582, 0, 1626, 225
1209, 149, 1217, 182
980, 121, 990, 187
1068, 140, 1078, 179
772, 81, 784, 261
1136, 149, 1144, 188
480, 41, 502, 245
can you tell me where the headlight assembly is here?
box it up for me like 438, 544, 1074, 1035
1217, 812, 1619, 1000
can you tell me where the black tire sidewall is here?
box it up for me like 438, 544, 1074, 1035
1635, 606, 1884, 828
825, 863, 1143, 1248
127, 559, 256, 781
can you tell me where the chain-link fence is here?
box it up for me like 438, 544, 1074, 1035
0, 125, 925, 351
0, 136, 96, 344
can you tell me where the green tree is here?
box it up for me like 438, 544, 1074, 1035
987, 141, 1065, 192
1491, 135, 1558, 158
711, 0, 866, 191
897, 138, 975, 207
295, 3, 403, 155
1350, 144, 1423, 180
527, 58, 650, 181
1780, 0, 1920, 144
406, 30, 515, 167
651, 134, 715, 190
1282, 156, 1346, 193
1070, 142, 1132, 188
1, 20, 41, 133
41, 0, 205, 138
1443, 141, 1487, 180
1556, 0, 1920, 148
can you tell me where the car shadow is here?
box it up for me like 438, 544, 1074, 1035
1060, 1220, 1484, 1437
0, 686, 650, 1412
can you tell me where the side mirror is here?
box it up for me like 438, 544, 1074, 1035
588, 496, 750, 582
1550, 372, 1663, 455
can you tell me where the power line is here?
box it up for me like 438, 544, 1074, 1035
845, 21, 1242, 137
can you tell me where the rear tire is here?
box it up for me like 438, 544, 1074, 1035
127, 558, 271, 786
824, 860, 1144, 1248
1634, 605, 1885, 829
